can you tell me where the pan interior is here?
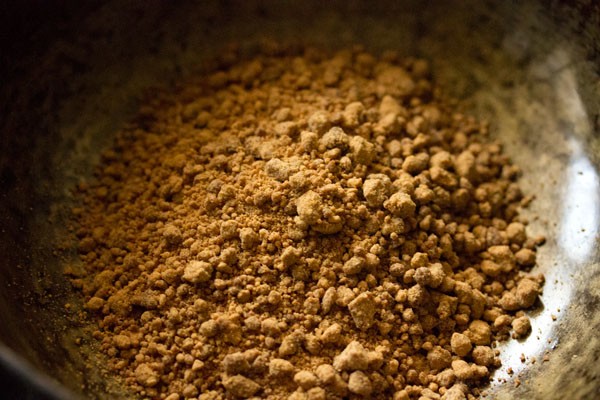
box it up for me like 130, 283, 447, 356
0, 1, 598, 398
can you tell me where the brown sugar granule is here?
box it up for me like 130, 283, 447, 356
70, 46, 544, 399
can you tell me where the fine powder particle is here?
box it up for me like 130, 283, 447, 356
69, 47, 544, 399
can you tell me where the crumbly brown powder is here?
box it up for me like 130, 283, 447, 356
69, 46, 544, 400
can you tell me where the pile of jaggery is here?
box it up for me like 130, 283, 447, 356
68, 47, 543, 400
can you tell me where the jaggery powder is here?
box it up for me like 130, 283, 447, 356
69, 46, 544, 400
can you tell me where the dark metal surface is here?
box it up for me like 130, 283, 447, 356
0, 344, 76, 400
0, 1, 598, 399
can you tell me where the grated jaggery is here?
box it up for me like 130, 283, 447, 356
69, 46, 544, 400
